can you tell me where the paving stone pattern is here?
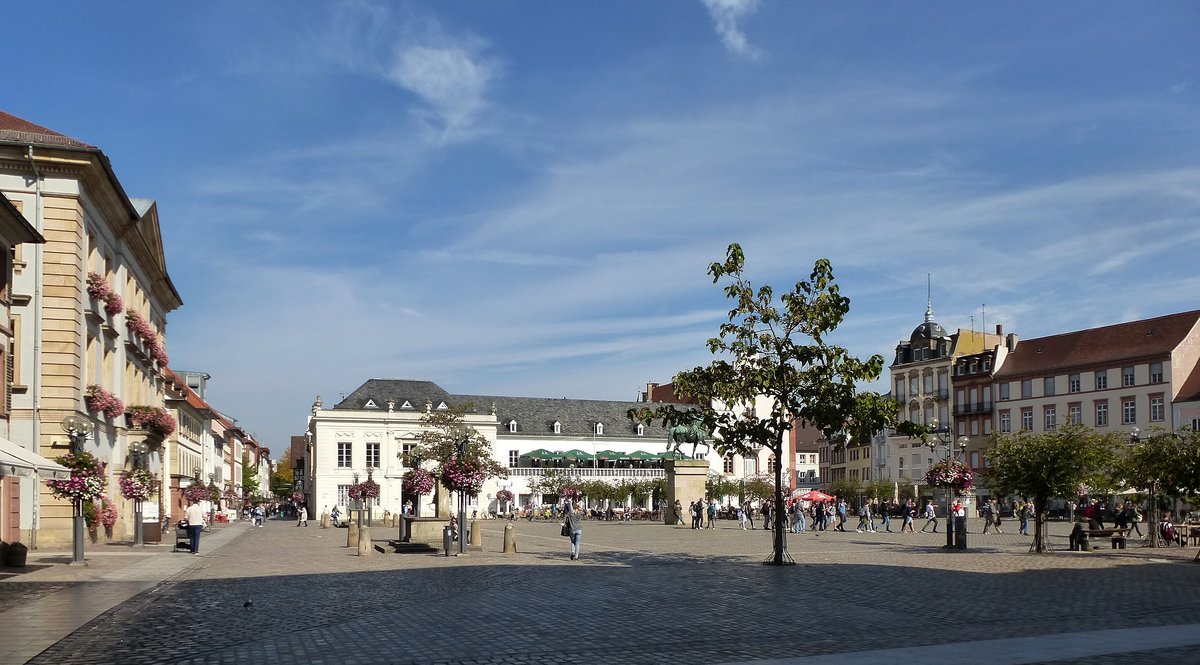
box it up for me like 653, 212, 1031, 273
20, 518, 1200, 664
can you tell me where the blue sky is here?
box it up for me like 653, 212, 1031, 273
6, 1, 1198, 454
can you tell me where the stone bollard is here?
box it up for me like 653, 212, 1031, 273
469, 519, 482, 551
320, 512, 330, 529
358, 524, 373, 556
503, 523, 517, 554
347, 521, 359, 547
382, 510, 391, 528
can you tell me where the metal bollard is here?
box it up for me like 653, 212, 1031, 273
443, 525, 453, 557
503, 523, 517, 554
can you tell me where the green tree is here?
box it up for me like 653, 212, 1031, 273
705, 473, 741, 504
985, 422, 1122, 553
241, 452, 261, 499
632, 244, 898, 564
743, 475, 776, 502
270, 456, 293, 499
1117, 427, 1200, 549
864, 479, 895, 502
403, 407, 507, 480
828, 478, 863, 503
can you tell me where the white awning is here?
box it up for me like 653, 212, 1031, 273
0, 437, 71, 480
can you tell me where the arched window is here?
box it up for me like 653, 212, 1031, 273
507, 420, 517, 433
723, 454, 734, 474
553, 421, 561, 434
767, 455, 776, 473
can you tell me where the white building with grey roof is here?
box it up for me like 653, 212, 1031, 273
305, 379, 779, 517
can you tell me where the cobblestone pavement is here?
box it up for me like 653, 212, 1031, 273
10, 517, 1200, 664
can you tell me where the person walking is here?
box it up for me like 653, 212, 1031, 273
565, 500, 583, 560
855, 501, 870, 533
878, 501, 892, 533
981, 499, 995, 534
707, 499, 718, 530
1017, 500, 1030, 535
185, 499, 206, 556
795, 503, 807, 533
900, 498, 915, 533
737, 505, 747, 530
297, 505, 308, 527
835, 499, 848, 532
920, 499, 938, 533
1125, 503, 1144, 536
673, 499, 686, 526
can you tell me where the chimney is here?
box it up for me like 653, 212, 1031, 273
995, 324, 1003, 336
1006, 333, 1019, 352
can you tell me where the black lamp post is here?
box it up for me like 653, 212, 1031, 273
411, 454, 423, 517
453, 428, 469, 555
62, 415, 94, 565
208, 473, 216, 526
130, 440, 149, 546
925, 419, 968, 549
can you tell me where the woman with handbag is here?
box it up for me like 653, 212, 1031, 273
563, 500, 583, 560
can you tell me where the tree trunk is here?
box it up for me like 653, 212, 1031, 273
768, 447, 792, 565
1033, 495, 1048, 553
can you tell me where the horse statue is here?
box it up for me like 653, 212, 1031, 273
667, 421, 711, 459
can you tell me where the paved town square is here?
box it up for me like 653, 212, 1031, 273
3, 516, 1199, 665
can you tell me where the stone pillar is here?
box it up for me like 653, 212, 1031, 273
347, 520, 359, 547
357, 524, 372, 556
469, 519, 482, 551
503, 523, 517, 554
665, 459, 709, 525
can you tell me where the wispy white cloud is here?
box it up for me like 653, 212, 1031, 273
386, 43, 499, 139
700, 0, 762, 59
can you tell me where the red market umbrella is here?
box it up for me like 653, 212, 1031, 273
796, 490, 833, 502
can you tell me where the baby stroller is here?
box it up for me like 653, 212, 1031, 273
172, 519, 192, 553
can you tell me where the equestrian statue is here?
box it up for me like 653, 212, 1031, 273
667, 420, 711, 459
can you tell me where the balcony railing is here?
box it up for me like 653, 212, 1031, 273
955, 402, 994, 416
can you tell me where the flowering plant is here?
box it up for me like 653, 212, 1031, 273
126, 405, 177, 437
99, 499, 119, 528
925, 459, 974, 495
559, 486, 582, 500
125, 309, 168, 367
86, 384, 125, 420
182, 482, 211, 503
118, 468, 155, 501
46, 451, 107, 502
441, 456, 486, 496
82, 500, 99, 528
86, 271, 110, 300
221, 485, 239, 503
496, 489, 514, 503
208, 483, 222, 502
291, 491, 305, 506
104, 291, 124, 316
401, 468, 435, 495
348, 478, 380, 501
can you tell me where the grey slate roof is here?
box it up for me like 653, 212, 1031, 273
333, 379, 687, 440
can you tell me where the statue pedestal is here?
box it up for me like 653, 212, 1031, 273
402, 516, 449, 547
665, 459, 709, 525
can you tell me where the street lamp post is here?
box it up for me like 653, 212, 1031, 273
925, 419, 968, 549
411, 454, 423, 517
130, 440, 150, 546
62, 416, 95, 565
208, 473, 216, 526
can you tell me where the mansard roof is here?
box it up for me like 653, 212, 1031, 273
333, 378, 685, 439
994, 310, 1200, 378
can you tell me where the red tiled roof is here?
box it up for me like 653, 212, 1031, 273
0, 110, 93, 149
994, 310, 1200, 378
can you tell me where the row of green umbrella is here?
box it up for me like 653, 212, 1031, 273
520, 449, 683, 461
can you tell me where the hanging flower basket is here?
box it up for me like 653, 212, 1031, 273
441, 457, 486, 496
104, 291, 124, 316
86, 272, 110, 301
291, 491, 305, 506
86, 384, 125, 420
182, 483, 210, 503
46, 452, 107, 502
348, 479, 380, 501
119, 468, 155, 501
125, 405, 177, 438
98, 500, 119, 529
496, 489, 514, 503
559, 486, 583, 501
401, 468, 434, 495
924, 459, 974, 496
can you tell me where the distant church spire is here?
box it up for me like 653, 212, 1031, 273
925, 273, 935, 323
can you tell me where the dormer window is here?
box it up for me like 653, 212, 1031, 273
636, 423, 645, 436
508, 420, 518, 433
436, 401, 449, 410
364, 399, 378, 409
595, 422, 604, 436
553, 421, 561, 434
400, 401, 413, 410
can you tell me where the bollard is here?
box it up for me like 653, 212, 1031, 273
469, 519, 483, 551
320, 512, 330, 529
503, 523, 517, 554
357, 524, 373, 556
347, 520, 359, 548
443, 525, 453, 556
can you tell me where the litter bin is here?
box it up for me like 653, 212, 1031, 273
443, 525, 453, 556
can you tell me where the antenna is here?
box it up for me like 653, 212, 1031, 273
982, 304, 987, 332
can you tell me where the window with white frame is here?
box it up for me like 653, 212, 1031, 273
508, 450, 519, 468
337, 442, 352, 468
1122, 367, 1135, 387
337, 484, 351, 507
1150, 362, 1163, 384
1044, 406, 1056, 431
1095, 370, 1108, 390
1021, 408, 1033, 431
1122, 398, 1136, 425
636, 423, 645, 436
1150, 395, 1164, 422
553, 421, 561, 434
366, 442, 380, 468
1069, 374, 1081, 393
1000, 411, 1011, 433
999, 382, 1010, 400
1021, 380, 1032, 398
1096, 401, 1109, 427
508, 420, 517, 433
723, 455, 734, 474
1068, 403, 1082, 425
595, 422, 604, 435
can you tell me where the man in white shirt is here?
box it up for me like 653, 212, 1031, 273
185, 500, 206, 555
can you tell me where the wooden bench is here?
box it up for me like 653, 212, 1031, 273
1089, 528, 1129, 549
